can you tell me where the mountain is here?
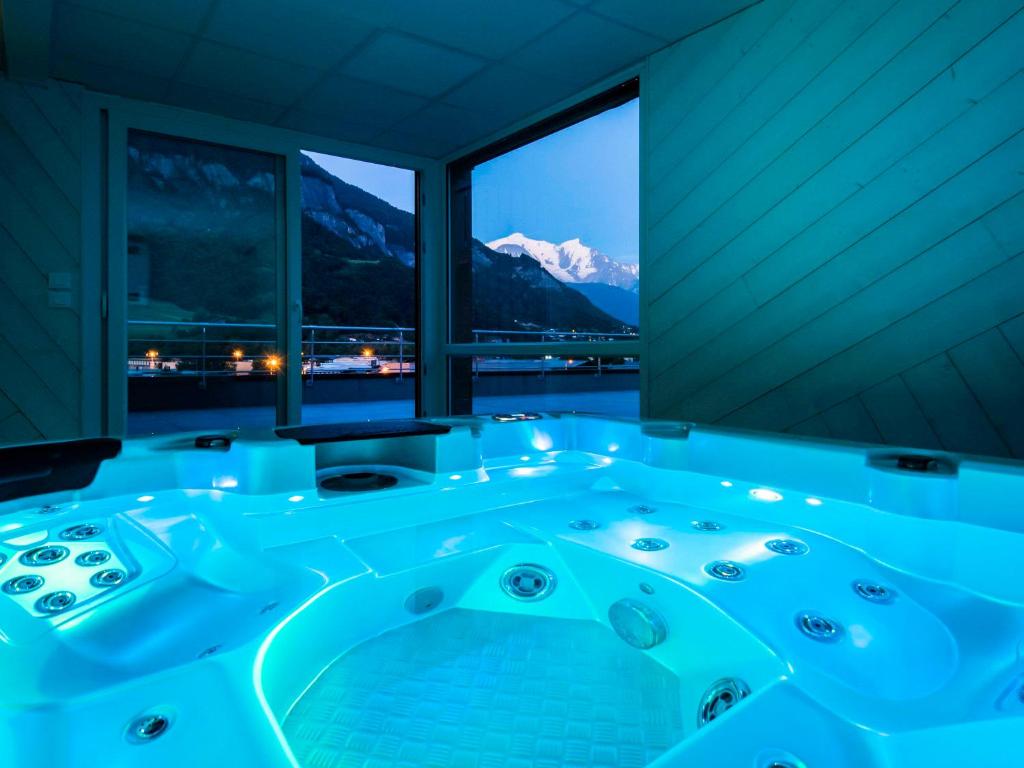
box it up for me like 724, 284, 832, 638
469, 241, 631, 334
300, 154, 415, 267
486, 233, 639, 291
567, 283, 640, 326
126, 140, 630, 334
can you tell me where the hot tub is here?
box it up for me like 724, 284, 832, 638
1, 414, 1021, 767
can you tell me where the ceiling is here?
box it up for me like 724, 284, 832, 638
26, 0, 753, 159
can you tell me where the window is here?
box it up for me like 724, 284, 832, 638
299, 152, 417, 424
126, 131, 283, 435
449, 80, 640, 416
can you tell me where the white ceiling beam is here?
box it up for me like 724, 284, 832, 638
1, 0, 53, 82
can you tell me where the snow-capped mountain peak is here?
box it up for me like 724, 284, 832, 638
485, 233, 638, 291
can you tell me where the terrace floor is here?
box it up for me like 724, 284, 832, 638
126, 390, 640, 436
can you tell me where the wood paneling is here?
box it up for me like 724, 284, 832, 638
645, 0, 1024, 458
0, 79, 83, 444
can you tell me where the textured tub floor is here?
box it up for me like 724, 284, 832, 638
283, 608, 684, 768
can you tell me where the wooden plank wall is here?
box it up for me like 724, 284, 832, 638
645, 0, 1024, 459
0, 78, 84, 444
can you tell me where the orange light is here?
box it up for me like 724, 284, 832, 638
361, 347, 374, 357
233, 349, 243, 360
266, 355, 281, 371
146, 349, 158, 359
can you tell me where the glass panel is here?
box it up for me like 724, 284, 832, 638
126, 131, 280, 435
451, 98, 639, 344
451, 355, 639, 417
299, 151, 417, 424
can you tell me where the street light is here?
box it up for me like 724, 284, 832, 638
233, 349, 244, 361
266, 354, 281, 373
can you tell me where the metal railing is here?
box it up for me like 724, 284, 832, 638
127, 319, 638, 386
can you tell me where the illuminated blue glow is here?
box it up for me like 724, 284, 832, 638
750, 488, 783, 502
288, 495, 304, 503
805, 497, 823, 507
720, 481, 733, 488
136, 495, 155, 503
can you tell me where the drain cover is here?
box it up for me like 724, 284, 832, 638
500, 564, 556, 601
697, 678, 750, 727
796, 612, 843, 642
609, 599, 667, 649
3, 574, 44, 594
36, 590, 76, 613
20, 545, 70, 567
568, 519, 600, 530
319, 471, 399, 492
405, 586, 444, 614
765, 539, 809, 556
853, 581, 895, 604
691, 520, 724, 532
705, 561, 744, 581
631, 538, 669, 552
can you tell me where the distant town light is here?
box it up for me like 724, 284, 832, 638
233, 349, 244, 360
146, 349, 158, 359
266, 355, 281, 371
361, 347, 374, 357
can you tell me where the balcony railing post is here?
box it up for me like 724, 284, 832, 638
199, 325, 207, 390
308, 327, 315, 387
398, 330, 404, 382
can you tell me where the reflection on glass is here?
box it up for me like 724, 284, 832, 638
451, 355, 639, 417
126, 131, 280, 435
299, 151, 417, 424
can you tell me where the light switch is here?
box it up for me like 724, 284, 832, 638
48, 290, 73, 308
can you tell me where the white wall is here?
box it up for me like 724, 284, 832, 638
644, 0, 1024, 458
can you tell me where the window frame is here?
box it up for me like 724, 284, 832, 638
93, 95, 432, 435
444, 78, 642, 415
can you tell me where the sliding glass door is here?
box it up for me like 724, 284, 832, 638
124, 130, 285, 435
117, 129, 422, 437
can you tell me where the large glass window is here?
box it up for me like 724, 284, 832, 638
299, 151, 417, 423
126, 131, 282, 435
449, 82, 640, 416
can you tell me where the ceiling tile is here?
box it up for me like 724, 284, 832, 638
51, 56, 170, 102
589, 0, 754, 41
53, 3, 193, 79
373, 128, 458, 159
443, 63, 585, 124
58, 0, 211, 34
389, 0, 576, 60
514, 11, 661, 81
275, 109, 382, 145
298, 74, 427, 130
162, 81, 283, 124
407, 102, 505, 145
341, 32, 485, 98
203, 0, 374, 69
175, 41, 322, 106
